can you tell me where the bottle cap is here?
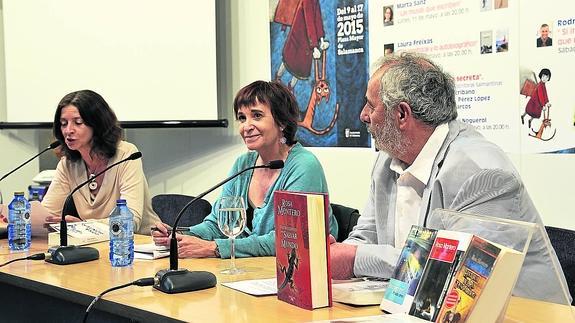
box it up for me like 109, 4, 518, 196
14, 192, 24, 196
116, 199, 127, 204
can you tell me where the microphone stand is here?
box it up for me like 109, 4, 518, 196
46, 152, 142, 265
154, 160, 284, 294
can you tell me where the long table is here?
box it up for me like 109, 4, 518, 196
0, 236, 573, 322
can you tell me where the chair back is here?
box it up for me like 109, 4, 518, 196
546, 225, 575, 305
331, 203, 360, 242
152, 194, 212, 227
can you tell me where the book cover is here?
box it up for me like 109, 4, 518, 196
409, 231, 473, 321
435, 236, 501, 323
274, 190, 332, 310
380, 225, 437, 314
48, 221, 109, 246
437, 236, 525, 323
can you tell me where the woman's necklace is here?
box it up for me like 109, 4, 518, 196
85, 160, 106, 191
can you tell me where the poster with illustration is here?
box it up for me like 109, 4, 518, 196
269, 0, 370, 147
518, 2, 575, 153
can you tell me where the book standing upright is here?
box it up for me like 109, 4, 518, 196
409, 230, 473, 321
435, 235, 524, 323
380, 225, 437, 314
274, 190, 332, 310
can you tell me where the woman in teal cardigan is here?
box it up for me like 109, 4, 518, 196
153, 80, 338, 258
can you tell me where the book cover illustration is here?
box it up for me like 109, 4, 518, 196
274, 191, 331, 310
381, 225, 437, 313
435, 236, 501, 323
409, 231, 472, 321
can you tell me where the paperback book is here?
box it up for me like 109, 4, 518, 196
380, 225, 437, 314
435, 235, 524, 323
408, 230, 472, 321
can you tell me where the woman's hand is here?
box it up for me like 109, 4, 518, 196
45, 215, 82, 223
177, 235, 217, 258
151, 222, 171, 246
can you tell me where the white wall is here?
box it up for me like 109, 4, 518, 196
1, 1, 573, 230
0, 7, 41, 204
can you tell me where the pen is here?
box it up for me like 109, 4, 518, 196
150, 226, 188, 234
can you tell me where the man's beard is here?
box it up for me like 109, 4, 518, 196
367, 109, 410, 157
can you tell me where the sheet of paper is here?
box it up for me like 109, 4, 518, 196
134, 243, 169, 253
221, 278, 277, 296
134, 243, 169, 259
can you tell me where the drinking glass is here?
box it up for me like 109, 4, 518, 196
216, 196, 247, 274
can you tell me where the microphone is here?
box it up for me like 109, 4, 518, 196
45, 151, 143, 265
154, 159, 285, 294
0, 140, 61, 182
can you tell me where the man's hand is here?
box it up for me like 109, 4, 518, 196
329, 235, 358, 280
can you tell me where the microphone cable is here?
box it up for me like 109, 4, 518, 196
83, 277, 155, 323
0, 252, 47, 267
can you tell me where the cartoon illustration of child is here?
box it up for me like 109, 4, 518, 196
521, 68, 551, 129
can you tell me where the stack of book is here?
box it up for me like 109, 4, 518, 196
380, 226, 525, 322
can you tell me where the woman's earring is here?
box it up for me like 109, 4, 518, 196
280, 127, 287, 144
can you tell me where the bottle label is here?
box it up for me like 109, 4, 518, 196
110, 220, 122, 236
11, 210, 31, 224
23, 211, 30, 223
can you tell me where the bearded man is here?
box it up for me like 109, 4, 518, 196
329, 52, 570, 304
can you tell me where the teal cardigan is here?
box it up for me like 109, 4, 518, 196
188, 142, 338, 258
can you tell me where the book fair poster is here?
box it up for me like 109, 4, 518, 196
270, 0, 370, 147
369, 0, 575, 154
519, 2, 575, 153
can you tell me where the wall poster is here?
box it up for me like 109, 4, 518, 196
369, 0, 575, 154
270, 0, 371, 147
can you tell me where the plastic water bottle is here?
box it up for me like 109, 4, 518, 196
8, 192, 32, 251
109, 199, 134, 267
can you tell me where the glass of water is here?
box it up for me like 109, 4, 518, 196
216, 196, 247, 274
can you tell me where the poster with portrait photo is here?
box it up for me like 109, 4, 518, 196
536, 23, 553, 48
369, 0, 520, 152
384, 43, 395, 56
383, 5, 394, 26
519, 2, 575, 153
